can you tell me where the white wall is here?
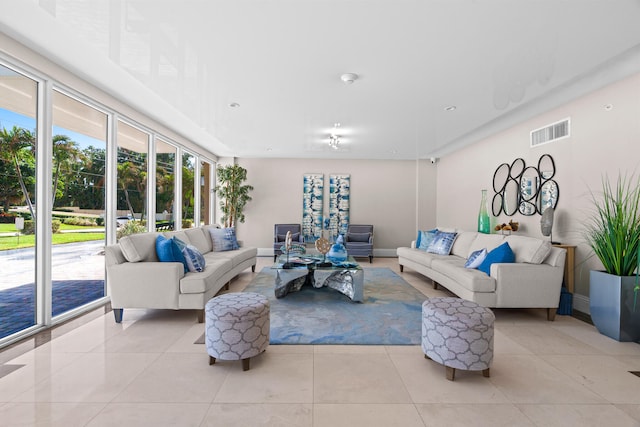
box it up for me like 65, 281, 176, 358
436, 72, 640, 301
234, 158, 437, 255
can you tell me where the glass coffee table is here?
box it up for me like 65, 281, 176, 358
272, 254, 364, 302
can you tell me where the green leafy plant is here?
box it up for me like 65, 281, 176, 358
215, 164, 253, 228
116, 220, 146, 240
584, 173, 640, 277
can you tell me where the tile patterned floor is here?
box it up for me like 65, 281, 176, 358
1, 257, 640, 426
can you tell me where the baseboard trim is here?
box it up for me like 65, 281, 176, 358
572, 293, 590, 315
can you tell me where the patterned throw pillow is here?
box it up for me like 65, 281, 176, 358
464, 248, 488, 269
426, 231, 458, 255
417, 229, 438, 250
173, 237, 206, 272
209, 227, 240, 251
477, 242, 515, 276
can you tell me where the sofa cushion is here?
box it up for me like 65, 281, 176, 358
164, 230, 191, 246
184, 228, 211, 254
467, 233, 505, 257
207, 247, 258, 268
173, 237, 206, 272
426, 231, 458, 255
478, 242, 515, 276
119, 232, 160, 262
396, 247, 445, 268
465, 248, 488, 269
209, 227, 240, 251
504, 235, 552, 264
417, 229, 438, 250
431, 257, 496, 292
179, 258, 232, 294
450, 231, 477, 258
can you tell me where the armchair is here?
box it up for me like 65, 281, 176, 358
273, 224, 305, 261
344, 224, 374, 263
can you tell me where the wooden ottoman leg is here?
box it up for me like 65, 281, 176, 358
209, 356, 216, 366
482, 368, 490, 378
446, 366, 456, 381
242, 358, 251, 371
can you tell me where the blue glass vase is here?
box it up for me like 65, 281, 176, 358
327, 235, 348, 263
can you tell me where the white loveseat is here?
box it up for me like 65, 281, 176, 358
397, 230, 566, 320
105, 225, 257, 323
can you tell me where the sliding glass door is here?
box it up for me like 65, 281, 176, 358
0, 65, 38, 338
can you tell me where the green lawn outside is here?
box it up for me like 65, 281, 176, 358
0, 223, 105, 232
0, 232, 105, 251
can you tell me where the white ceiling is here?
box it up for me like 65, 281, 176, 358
2, 0, 640, 160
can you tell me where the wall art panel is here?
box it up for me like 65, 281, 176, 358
302, 173, 324, 242
329, 174, 350, 240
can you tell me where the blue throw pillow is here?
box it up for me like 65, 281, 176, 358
173, 237, 206, 272
426, 231, 458, 255
209, 227, 240, 251
156, 235, 188, 273
418, 229, 438, 250
465, 248, 488, 269
477, 242, 515, 276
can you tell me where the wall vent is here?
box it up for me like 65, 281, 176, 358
530, 118, 570, 147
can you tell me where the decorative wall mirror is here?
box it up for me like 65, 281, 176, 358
491, 154, 559, 217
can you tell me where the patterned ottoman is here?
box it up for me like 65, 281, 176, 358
205, 292, 270, 371
421, 297, 494, 381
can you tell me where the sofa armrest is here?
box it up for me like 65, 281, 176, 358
107, 262, 184, 309
491, 263, 564, 308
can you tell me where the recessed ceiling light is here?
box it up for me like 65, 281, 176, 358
229, 102, 240, 108
444, 105, 457, 111
266, 147, 273, 151
340, 73, 358, 84
604, 104, 613, 111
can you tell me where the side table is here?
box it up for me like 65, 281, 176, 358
553, 244, 576, 294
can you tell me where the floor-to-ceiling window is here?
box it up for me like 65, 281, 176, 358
182, 151, 196, 228
116, 120, 149, 236
50, 89, 108, 318
0, 64, 38, 339
200, 160, 212, 225
156, 138, 176, 230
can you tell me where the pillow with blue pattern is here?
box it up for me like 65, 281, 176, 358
464, 248, 488, 269
208, 227, 240, 251
417, 229, 438, 250
426, 231, 458, 255
173, 237, 206, 272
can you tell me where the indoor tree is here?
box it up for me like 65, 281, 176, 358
215, 164, 253, 228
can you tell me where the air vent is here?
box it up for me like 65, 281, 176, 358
530, 118, 570, 147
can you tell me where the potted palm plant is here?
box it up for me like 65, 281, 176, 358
585, 173, 640, 342
215, 164, 253, 228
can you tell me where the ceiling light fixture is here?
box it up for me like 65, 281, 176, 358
329, 123, 341, 150
444, 105, 457, 111
340, 73, 358, 84
229, 102, 240, 108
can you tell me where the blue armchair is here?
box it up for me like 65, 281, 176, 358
273, 224, 305, 261
344, 224, 374, 263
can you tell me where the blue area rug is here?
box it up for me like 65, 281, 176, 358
0, 280, 104, 339
244, 267, 426, 345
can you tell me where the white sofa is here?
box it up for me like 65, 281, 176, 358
397, 230, 566, 320
105, 225, 257, 323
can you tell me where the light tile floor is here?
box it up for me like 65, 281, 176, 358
1, 257, 640, 426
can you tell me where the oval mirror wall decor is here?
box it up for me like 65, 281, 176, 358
491, 154, 559, 217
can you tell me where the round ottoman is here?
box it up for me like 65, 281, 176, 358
421, 297, 494, 381
205, 292, 270, 371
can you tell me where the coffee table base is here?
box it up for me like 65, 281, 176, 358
275, 268, 364, 302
